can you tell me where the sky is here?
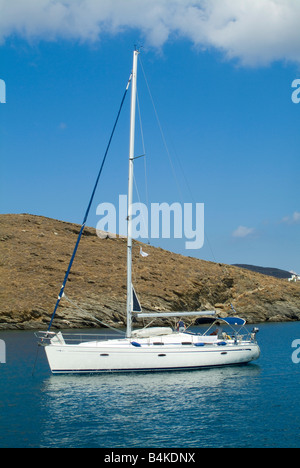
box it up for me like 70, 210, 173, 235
0, 0, 299, 274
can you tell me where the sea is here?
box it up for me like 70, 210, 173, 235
0, 322, 300, 449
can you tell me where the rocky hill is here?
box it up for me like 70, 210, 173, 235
0, 214, 299, 330
233, 264, 293, 279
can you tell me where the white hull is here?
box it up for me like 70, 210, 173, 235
44, 333, 260, 374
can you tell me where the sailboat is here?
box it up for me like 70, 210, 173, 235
36, 50, 260, 374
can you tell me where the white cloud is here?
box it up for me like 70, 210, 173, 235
59, 122, 67, 131
232, 225, 256, 238
293, 211, 300, 223
1, 0, 300, 66
281, 211, 300, 224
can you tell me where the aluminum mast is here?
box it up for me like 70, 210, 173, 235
126, 49, 139, 338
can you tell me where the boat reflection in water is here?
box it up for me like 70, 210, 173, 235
40, 364, 261, 448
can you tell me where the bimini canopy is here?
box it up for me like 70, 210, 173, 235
219, 317, 246, 326
195, 316, 246, 326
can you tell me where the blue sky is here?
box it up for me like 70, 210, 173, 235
0, 0, 299, 273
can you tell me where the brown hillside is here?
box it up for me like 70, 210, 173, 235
0, 213, 299, 330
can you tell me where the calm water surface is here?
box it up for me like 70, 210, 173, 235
0, 322, 300, 448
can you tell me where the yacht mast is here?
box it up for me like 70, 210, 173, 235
126, 49, 139, 338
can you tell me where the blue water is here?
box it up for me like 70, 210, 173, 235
0, 322, 300, 448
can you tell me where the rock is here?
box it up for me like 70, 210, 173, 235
214, 303, 226, 309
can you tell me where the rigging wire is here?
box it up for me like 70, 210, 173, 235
138, 55, 237, 314
131, 81, 151, 301
138, 55, 184, 201
47, 72, 133, 332
136, 88, 150, 229
135, 89, 150, 245
132, 92, 150, 298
